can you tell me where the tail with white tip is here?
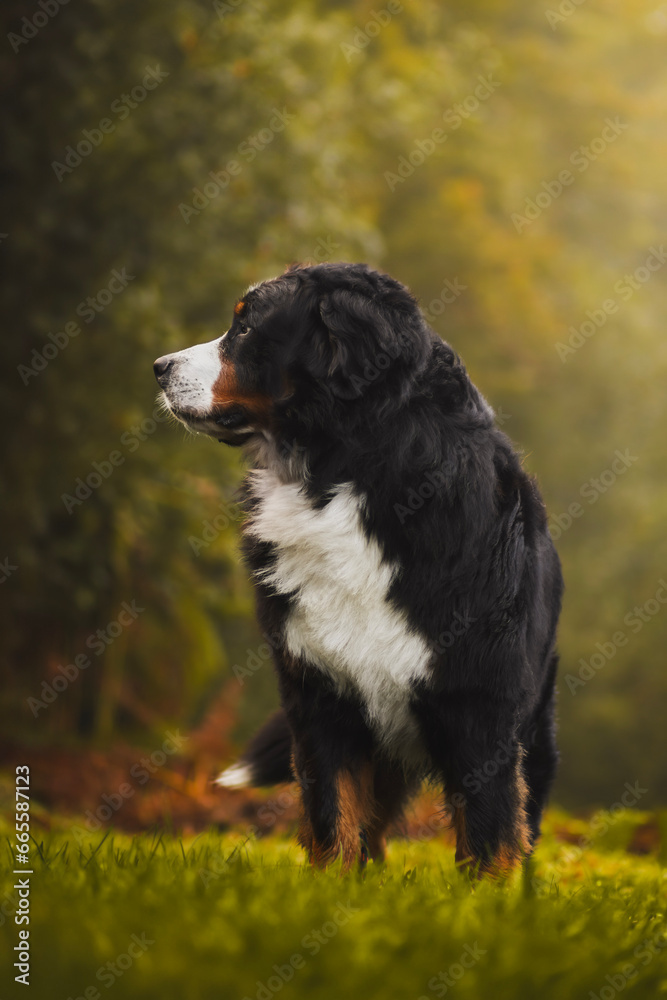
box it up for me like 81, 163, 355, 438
216, 709, 294, 789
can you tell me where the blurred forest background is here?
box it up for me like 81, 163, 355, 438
1, 0, 666, 815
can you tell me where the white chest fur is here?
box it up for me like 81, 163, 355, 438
245, 470, 432, 759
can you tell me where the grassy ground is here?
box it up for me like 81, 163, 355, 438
0, 810, 665, 1000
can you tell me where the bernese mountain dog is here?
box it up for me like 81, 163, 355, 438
154, 262, 563, 877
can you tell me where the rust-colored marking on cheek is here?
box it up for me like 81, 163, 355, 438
212, 362, 272, 421
212, 362, 239, 402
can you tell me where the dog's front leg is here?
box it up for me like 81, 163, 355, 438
413, 690, 532, 878
279, 672, 375, 870
294, 741, 374, 870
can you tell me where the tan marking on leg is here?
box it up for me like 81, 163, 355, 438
334, 765, 375, 871
297, 814, 316, 862
364, 801, 399, 863
453, 760, 532, 879
365, 829, 387, 862
452, 800, 474, 871
298, 763, 375, 871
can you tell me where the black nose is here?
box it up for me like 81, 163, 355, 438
153, 356, 174, 379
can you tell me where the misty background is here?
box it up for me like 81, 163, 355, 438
2, 0, 667, 812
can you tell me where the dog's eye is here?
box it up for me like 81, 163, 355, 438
238, 324, 250, 336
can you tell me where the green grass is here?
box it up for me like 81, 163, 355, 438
1, 812, 665, 1000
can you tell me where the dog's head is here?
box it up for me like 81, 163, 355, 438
154, 262, 432, 447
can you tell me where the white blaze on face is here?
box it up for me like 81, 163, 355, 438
161, 337, 223, 416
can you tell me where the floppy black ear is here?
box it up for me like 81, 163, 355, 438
318, 288, 418, 399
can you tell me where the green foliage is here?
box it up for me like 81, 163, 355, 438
1, 0, 667, 802
0, 816, 665, 999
